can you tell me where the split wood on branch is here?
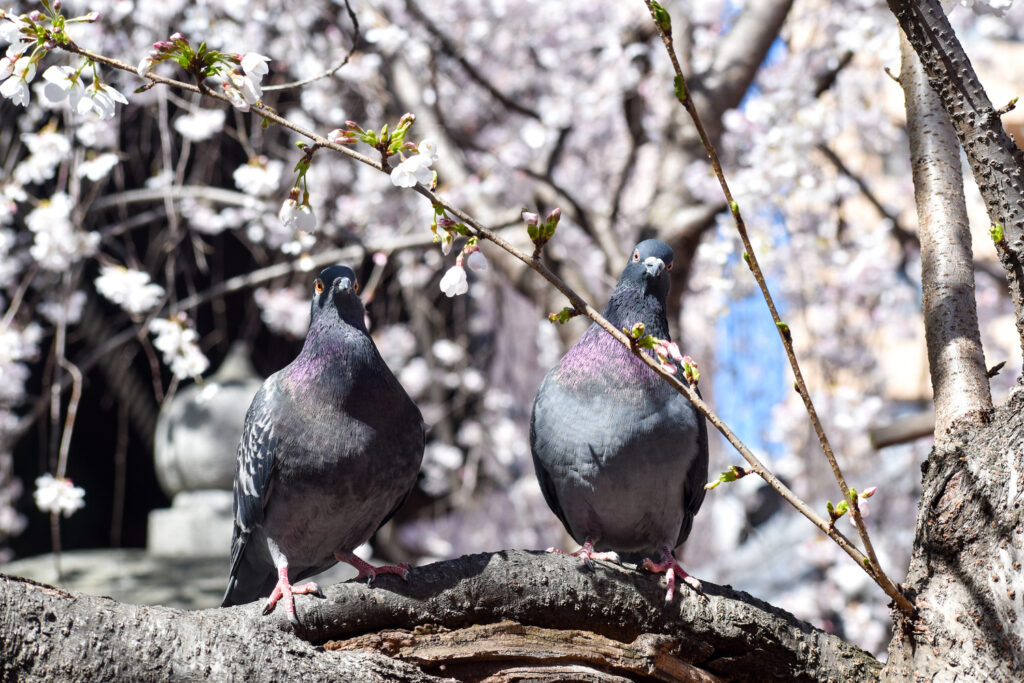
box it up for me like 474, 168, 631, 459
0, 551, 880, 682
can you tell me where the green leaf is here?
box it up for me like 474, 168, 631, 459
705, 466, 743, 491
650, 1, 672, 32
673, 74, 686, 102
990, 223, 1004, 244
835, 500, 849, 516
637, 334, 657, 350
548, 307, 577, 324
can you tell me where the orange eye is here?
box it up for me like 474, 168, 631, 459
314, 279, 324, 294
353, 281, 360, 294
632, 250, 640, 262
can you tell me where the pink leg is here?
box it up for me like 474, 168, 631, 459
263, 566, 323, 625
335, 551, 410, 584
547, 538, 621, 570
641, 545, 701, 604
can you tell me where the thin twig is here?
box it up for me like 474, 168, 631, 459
262, 0, 361, 92
640, 0, 910, 614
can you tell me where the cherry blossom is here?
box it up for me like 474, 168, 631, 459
254, 286, 311, 338
174, 108, 226, 142
466, 249, 487, 272
233, 157, 284, 196
0, 55, 35, 106
390, 138, 439, 188
83, 80, 128, 120
33, 474, 85, 518
439, 263, 469, 297
149, 314, 210, 379
41, 64, 86, 112
77, 152, 119, 181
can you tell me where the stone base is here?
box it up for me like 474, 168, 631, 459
147, 489, 234, 558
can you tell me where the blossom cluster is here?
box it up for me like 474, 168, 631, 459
94, 266, 166, 316
149, 314, 210, 380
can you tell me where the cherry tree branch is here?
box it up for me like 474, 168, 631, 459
58, 24, 913, 615
640, 1, 912, 614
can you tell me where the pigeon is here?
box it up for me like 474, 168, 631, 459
221, 265, 425, 624
530, 239, 709, 603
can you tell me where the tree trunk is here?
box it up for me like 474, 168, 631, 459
1, 550, 880, 682
898, 31, 992, 442
882, 391, 1024, 680
888, 0, 1024, 360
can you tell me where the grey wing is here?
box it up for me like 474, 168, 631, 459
675, 389, 710, 548
374, 416, 427, 533
529, 377, 574, 539
221, 380, 280, 606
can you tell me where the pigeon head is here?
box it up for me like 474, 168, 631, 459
310, 265, 367, 331
617, 239, 674, 300
597, 239, 675, 337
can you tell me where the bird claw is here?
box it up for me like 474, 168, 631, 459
262, 569, 321, 624
548, 539, 621, 570
642, 547, 700, 604
337, 551, 411, 584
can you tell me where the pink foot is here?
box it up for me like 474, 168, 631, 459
547, 538, 621, 570
641, 546, 701, 604
263, 566, 323, 625
335, 551, 410, 584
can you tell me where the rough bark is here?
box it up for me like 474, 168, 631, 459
883, 390, 1024, 680
1, 550, 881, 682
898, 31, 992, 442
888, 0, 1024, 360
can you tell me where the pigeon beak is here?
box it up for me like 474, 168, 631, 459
335, 277, 354, 294
643, 256, 665, 278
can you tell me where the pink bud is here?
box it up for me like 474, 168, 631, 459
545, 207, 561, 222
522, 211, 539, 226
169, 32, 185, 41
29, 10, 41, 20
84, 11, 99, 21
861, 486, 877, 499
437, 217, 457, 229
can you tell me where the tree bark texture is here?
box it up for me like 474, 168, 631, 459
898, 31, 992, 442
883, 390, 1024, 680
1, 550, 881, 682
888, 0, 1024, 360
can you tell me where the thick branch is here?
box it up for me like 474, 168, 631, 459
899, 31, 992, 440
888, 0, 1024, 362
1, 551, 880, 682
699, 0, 795, 121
